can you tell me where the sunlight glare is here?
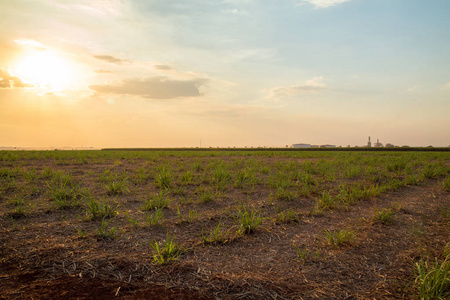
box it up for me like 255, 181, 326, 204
14, 50, 75, 90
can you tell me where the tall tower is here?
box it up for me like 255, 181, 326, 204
367, 136, 372, 147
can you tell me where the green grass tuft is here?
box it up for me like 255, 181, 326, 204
236, 206, 263, 234
201, 221, 232, 245
443, 176, 450, 191
415, 255, 450, 300
276, 208, 300, 223
97, 217, 118, 239
324, 229, 355, 247
151, 233, 184, 265
141, 190, 170, 211
373, 208, 395, 224
85, 196, 118, 220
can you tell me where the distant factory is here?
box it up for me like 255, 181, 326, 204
292, 136, 397, 149
366, 136, 394, 148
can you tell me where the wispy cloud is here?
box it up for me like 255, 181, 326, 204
89, 77, 206, 99
299, 0, 352, 8
407, 85, 420, 92
93, 69, 113, 74
93, 55, 130, 65
51, 0, 126, 17
154, 65, 173, 70
232, 48, 276, 62
14, 39, 45, 50
266, 76, 326, 99
0, 69, 33, 88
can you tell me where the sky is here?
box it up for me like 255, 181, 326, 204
0, 0, 449, 148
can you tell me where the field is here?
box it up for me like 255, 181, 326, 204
0, 150, 449, 299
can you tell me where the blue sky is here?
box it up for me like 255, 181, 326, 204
0, 0, 449, 148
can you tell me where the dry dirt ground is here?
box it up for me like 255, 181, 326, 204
0, 154, 449, 299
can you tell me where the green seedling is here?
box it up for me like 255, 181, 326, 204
155, 169, 172, 189
133, 167, 151, 184
198, 189, 214, 203
105, 178, 129, 195
151, 233, 184, 265
78, 228, 87, 238
310, 201, 325, 216
274, 187, 296, 201
201, 221, 230, 245
7, 195, 31, 218
181, 171, 194, 185
296, 248, 320, 263
415, 255, 450, 300
1, 175, 17, 192
212, 167, 231, 191
48, 181, 82, 209
146, 208, 164, 226
176, 204, 183, 222
276, 208, 300, 223
85, 196, 118, 220
234, 169, 249, 189
191, 161, 203, 172
97, 218, 118, 239
236, 206, 263, 234
187, 210, 198, 222
141, 190, 170, 210
324, 229, 355, 247
24, 169, 38, 182
373, 208, 394, 224
171, 186, 186, 196
124, 211, 139, 228
318, 191, 336, 210
302, 173, 316, 186
443, 176, 450, 191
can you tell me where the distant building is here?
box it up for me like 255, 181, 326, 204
293, 143, 335, 148
293, 143, 311, 148
367, 136, 372, 147
374, 139, 383, 148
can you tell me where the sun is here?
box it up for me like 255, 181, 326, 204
13, 50, 75, 90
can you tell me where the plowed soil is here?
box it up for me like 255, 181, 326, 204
0, 152, 448, 299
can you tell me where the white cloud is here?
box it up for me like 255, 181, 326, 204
89, 77, 206, 99
299, 0, 352, 8
50, 0, 127, 17
93, 54, 131, 65
305, 76, 326, 88
93, 69, 113, 74
407, 85, 420, 92
14, 39, 44, 48
266, 76, 326, 99
232, 48, 276, 62
0, 69, 33, 88
154, 65, 173, 70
